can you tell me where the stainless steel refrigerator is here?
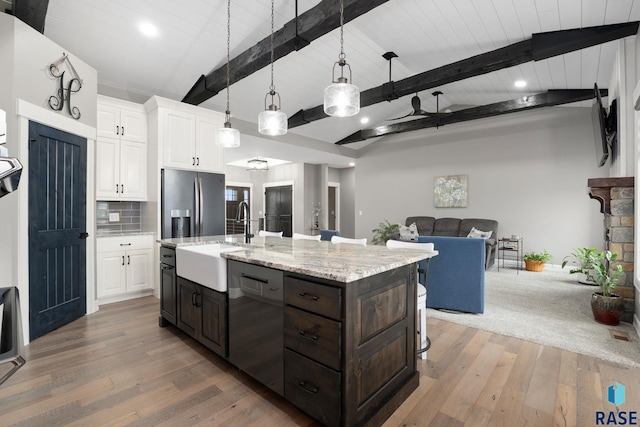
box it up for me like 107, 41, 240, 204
161, 169, 225, 239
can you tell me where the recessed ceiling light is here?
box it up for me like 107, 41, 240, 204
349, 162, 355, 167
515, 80, 527, 88
138, 21, 159, 38
360, 117, 369, 124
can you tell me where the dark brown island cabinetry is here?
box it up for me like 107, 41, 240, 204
159, 246, 419, 427
282, 265, 418, 427
159, 245, 177, 325
176, 277, 227, 357
159, 245, 227, 358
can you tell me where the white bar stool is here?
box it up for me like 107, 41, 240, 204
386, 239, 435, 360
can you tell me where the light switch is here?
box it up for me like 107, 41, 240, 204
109, 212, 120, 222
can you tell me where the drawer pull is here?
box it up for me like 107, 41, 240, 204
162, 254, 174, 258
120, 243, 132, 246
298, 381, 319, 394
297, 292, 318, 301
298, 331, 319, 342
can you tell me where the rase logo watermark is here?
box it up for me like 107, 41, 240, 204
596, 382, 638, 425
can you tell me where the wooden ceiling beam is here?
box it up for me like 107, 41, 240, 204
182, 0, 389, 105
12, 0, 49, 33
335, 89, 603, 145
290, 22, 638, 128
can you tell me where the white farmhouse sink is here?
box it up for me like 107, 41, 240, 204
176, 244, 245, 292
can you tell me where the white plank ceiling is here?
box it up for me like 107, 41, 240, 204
41, 0, 640, 167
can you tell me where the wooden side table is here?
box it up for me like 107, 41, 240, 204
497, 237, 523, 273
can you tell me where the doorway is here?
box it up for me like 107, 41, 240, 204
264, 184, 292, 237
328, 182, 340, 232
225, 184, 250, 234
28, 121, 87, 340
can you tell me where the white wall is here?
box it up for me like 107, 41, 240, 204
354, 106, 605, 262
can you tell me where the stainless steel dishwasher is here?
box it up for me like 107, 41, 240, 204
227, 260, 284, 396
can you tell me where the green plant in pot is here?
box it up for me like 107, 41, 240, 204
561, 247, 599, 285
523, 250, 552, 272
371, 220, 400, 245
573, 250, 625, 325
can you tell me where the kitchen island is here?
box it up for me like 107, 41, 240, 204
157, 235, 437, 427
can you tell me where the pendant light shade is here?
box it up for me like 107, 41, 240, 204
217, 0, 240, 148
258, 0, 287, 136
324, 78, 360, 117
217, 122, 240, 148
258, 107, 287, 136
323, 0, 359, 117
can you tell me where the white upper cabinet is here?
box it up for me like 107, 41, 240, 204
97, 96, 147, 143
145, 96, 225, 173
96, 96, 147, 201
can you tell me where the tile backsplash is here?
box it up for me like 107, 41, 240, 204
96, 201, 141, 234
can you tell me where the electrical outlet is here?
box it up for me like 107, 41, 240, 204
108, 212, 120, 222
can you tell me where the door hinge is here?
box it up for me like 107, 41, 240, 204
29, 138, 36, 149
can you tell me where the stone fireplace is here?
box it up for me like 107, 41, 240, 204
588, 177, 634, 323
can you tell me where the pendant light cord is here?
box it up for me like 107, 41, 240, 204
339, 0, 345, 61
225, 0, 231, 121
269, 0, 275, 92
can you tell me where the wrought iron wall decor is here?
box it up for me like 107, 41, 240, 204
48, 53, 83, 120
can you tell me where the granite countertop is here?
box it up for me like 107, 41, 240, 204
157, 235, 437, 283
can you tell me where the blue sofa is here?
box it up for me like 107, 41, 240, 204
417, 235, 485, 314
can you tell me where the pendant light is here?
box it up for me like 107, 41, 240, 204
246, 158, 269, 171
258, 0, 287, 136
216, 0, 240, 148
323, 0, 360, 117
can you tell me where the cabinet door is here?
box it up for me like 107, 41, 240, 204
96, 251, 126, 298
163, 110, 196, 169
120, 109, 147, 143
126, 249, 152, 292
195, 115, 224, 173
97, 104, 120, 139
177, 277, 199, 339
200, 287, 227, 356
95, 138, 120, 200
160, 263, 177, 325
119, 140, 147, 200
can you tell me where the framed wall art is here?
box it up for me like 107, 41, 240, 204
434, 174, 467, 208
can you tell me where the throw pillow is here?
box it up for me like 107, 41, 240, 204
467, 226, 492, 239
399, 222, 419, 241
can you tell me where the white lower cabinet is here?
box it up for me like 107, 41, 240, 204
97, 235, 154, 303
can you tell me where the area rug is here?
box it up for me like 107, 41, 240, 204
426, 267, 640, 368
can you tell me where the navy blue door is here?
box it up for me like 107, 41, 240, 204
28, 121, 87, 340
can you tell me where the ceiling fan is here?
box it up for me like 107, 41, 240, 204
388, 91, 443, 121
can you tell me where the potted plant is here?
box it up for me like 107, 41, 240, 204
561, 247, 599, 285
572, 250, 625, 325
371, 220, 400, 245
523, 250, 552, 272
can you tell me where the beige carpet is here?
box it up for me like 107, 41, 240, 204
427, 266, 640, 368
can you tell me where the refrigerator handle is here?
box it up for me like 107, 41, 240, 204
198, 177, 204, 235
194, 177, 200, 236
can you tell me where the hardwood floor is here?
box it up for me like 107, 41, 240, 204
1, 296, 638, 426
